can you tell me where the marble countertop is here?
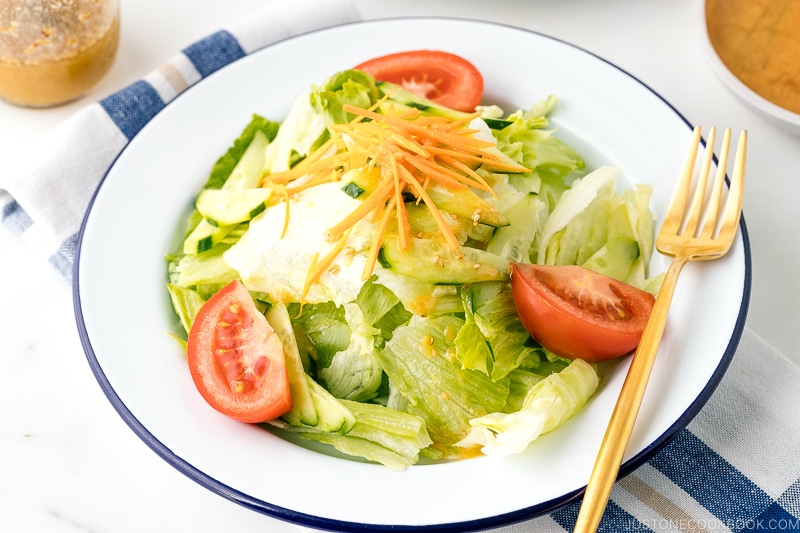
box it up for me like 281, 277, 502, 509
1, 0, 798, 531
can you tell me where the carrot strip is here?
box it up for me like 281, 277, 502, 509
405, 154, 474, 191
436, 154, 495, 193
286, 168, 342, 195
302, 228, 353, 301
265, 149, 348, 186
261, 138, 338, 186
362, 197, 396, 281
426, 145, 527, 172
390, 153, 410, 250
388, 132, 429, 158
279, 186, 291, 239
300, 251, 320, 306
343, 103, 419, 122
398, 165, 460, 250
326, 178, 395, 240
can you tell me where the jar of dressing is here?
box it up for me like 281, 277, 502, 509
0, 0, 120, 107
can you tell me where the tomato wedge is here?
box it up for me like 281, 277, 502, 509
510, 263, 655, 362
187, 280, 292, 423
354, 50, 484, 112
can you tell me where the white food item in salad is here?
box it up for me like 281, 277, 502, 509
224, 181, 375, 306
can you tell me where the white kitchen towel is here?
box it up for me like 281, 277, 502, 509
0, 0, 360, 280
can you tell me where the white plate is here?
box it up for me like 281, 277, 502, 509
74, 18, 750, 531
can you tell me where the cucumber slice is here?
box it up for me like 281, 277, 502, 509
405, 202, 472, 244
581, 235, 640, 282
182, 132, 270, 255
486, 193, 545, 262
381, 236, 509, 284
266, 303, 318, 427
222, 129, 269, 190
195, 188, 272, 227
340, 166, 381, 198
306, 376, 357, 433
377, 81, 470, 121
484, 118, 514, 130
182, 219, 235, 254
426, 185, 508, 228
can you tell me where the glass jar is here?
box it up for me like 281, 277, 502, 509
0, 0, 120, 107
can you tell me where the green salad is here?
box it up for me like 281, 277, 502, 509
166, 69, 661, 470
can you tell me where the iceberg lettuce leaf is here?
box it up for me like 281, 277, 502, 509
270, 398, 431, 471
456, 358, 599, 456
537, 165, 619, 265
491, 96, 585, 204
289, 302, 350, 372
377, 315, 510, 449
473, 287, 543, 381
318, 303, 384, 402
311, 69, 379, 125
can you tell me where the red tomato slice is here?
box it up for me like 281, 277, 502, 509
187, 280, 292, 423
510, 263, 655, 362
355, 50, 484, 112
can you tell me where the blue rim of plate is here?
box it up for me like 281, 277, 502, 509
72, 16, 751, 532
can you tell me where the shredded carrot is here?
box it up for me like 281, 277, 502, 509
325, 178, 395, 241
436, 154, 495, 194
265, 147, 347, 186
362, 197, 397, 281
257, 98, 530, 289
260, 138, 339, 186
391, 153, 410, 250
278, 186, 291, 239
300, 251, 320, 310
301, 227, 353, 303
396, 164, 461, 250
404, 154, 473, 190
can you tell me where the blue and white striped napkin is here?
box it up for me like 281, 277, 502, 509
0, 0, 359, 280
2, 1, 799, 531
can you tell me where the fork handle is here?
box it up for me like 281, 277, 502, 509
573, 255, 689, 533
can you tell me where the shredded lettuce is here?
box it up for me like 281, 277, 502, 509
456, 358, 599, 456
378, 315, 510, 451
454, 282, 543, 381
165, 284, 205, 336
271, 399, 430, 471
318, 303, 384, 402
472, 286, 544, 381
310, 69, 379, 125
538, 165, 620, 265
491, 96, 585, 204
289, 302, 350, 372
453, 288, 494, 375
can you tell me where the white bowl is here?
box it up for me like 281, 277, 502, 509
699, 0, 800, 135
74, 17, 750, 532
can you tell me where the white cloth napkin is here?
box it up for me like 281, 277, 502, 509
0, 0, 360, 280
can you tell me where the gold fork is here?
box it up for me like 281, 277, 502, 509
573, 126, 747, 533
